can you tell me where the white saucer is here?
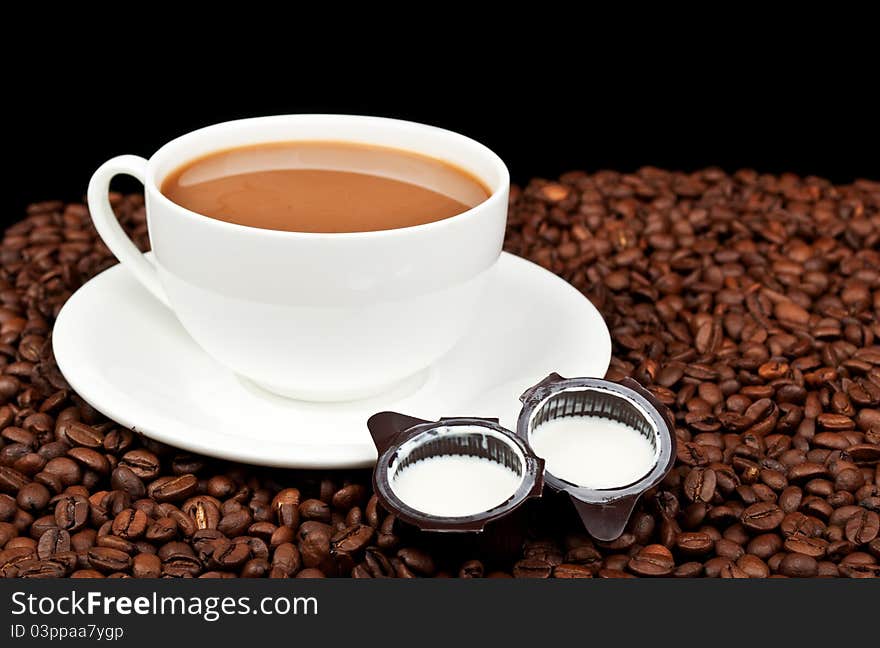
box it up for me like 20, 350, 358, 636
53, 252, 611, 468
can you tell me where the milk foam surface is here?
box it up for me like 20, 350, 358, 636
391, 455, 522, 517
530, 416, 655, 488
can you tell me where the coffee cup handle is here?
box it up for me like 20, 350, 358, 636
86, 155, 170, 307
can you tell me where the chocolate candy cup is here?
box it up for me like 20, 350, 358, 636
517, 374, 676, 541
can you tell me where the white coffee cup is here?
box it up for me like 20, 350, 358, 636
87, 115, 509, 401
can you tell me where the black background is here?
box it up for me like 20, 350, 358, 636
5, 40, 879, 227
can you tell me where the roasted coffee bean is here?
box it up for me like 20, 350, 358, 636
62, 422, 104, 449
271, 542, 301, 578
43, 458, 80, 486
241, 557, 270, 578
673, 562, 703, 578
846, 444, 880, 463
628, 544, 674, 576
397, 547, 435, 576
147, 474, 198, 502
87, 546, 132, 573
0, 546, 35, 575
363, 547, 393, 578
7, 537, 37, 553
835, 469, 864, 493
512, 557, 552, 578
111, 509, 148, 540
564, 544, 602, 568
97, 535, 136, 554
723, 523, 750, 546
351, 563, 372, 578
817, 560, 840, 577
741, 502, 785, 531
0, 521, 17, 547
299, 498, 331, 522
330, 524, 374, 556
102, 491, 131, 519
183, 496, 221, 530
0, 466, 30, 493
715, 538, 745, 560
779, 486, 803, 513
332, 484, 365, 510
719, 562, 750, 578
132, 552, 161, 578
167, 510, 196, 538
1, 444, 30, 468
218, 508, 252, 536
70, 529, 96, 553
110, 466, 145, 498
235, 536, 268, 560
170, 454, 204, 475
272, 488, 300, 528
54, 495, 88, 532
553, 563, 593, 578
36, 527, 70, 558
103, 430, 135, 455
204, 475, 235, 499
15, 453, 47, 476
212, 539, 251, 569
840, 551, 877, 568
163, 555, 202, 578
0, 494, 17, 521
344, 503, 363, 526
703, 556, 733, 578
297, 521, 332, 570
16, 482, 50, 512
626, 511, 655, 545
119, 450, 160, 480
839, 563, 880, 578
523, 542, 563, 566
737, 554, 770, 578
33, 471, 63, 496
248, 521, 276, 542
788, 462, 828, 482
684, 467, 716, 502
831, 504, 865, 530
156, 540, 193, 562
845, 510, 880, 545
781, 512, 824, 538
784, 535, 829, 558
2, 427, 35, 448
70, 569, 104, 578
596, 532, 636, 552
779, 553, 819, 577
676, 532, 714, 555
187, 529, 221, 564
747, 533, 783, 559
597, 568, 636, 579
21, 512, 43, 537
17, 558, 67, 578
270, 525, 295, 549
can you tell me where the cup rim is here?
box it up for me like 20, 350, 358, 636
145, 113, 510, 239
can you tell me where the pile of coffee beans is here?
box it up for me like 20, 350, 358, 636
1, 168, 878, 577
